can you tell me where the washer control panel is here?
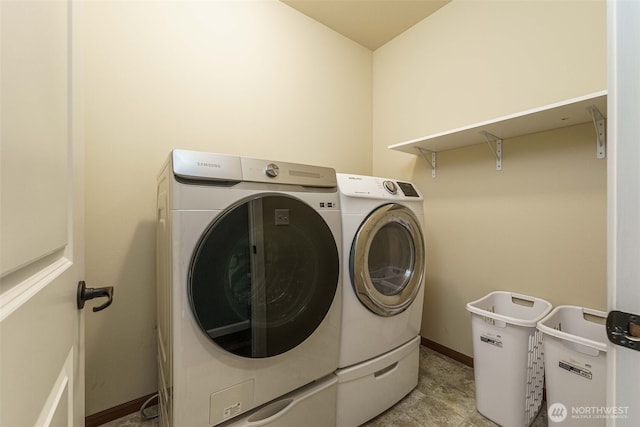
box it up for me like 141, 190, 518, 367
265, 163, 280, 178
171, 149, 337, 187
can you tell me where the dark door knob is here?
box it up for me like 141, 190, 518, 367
607, 310, 640, 351
77, 281, 114, 312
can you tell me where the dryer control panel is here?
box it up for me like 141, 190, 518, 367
337, 173, 422, 200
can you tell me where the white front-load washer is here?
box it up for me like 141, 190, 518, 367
335, 173, 426, 427
156, 150, 342, 427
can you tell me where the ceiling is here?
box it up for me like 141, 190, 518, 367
281, 0, 451, 50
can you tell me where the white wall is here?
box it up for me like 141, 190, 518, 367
82, 0, 372, 414
373, 0, 607, 179
373, 0, 607, 356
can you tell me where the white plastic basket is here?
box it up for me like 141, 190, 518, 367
537, 305, 607, 427
466, 291, 553, 427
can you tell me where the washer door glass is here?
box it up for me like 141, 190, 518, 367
350, 203, 425, 317
189, 195, 339, 358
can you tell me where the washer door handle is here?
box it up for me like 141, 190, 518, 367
77, 281, 114, 312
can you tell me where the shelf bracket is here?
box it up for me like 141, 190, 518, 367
480, 131, 503, 171
588, 105, 606, 159
417, 147, 436, 178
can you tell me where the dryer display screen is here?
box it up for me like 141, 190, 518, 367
188, 195, 339, 358
397, 182, 419, 197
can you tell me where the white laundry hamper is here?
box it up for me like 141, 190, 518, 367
537, 306, 608, 427
466, 291, 553, 427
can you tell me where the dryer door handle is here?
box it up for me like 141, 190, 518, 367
77, 281, 114, 312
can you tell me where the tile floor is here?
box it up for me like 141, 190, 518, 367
100, 345, 547, 427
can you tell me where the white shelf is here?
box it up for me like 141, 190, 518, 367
389, 91, 607, 155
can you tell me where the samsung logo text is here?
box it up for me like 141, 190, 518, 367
197, 162, 221, 168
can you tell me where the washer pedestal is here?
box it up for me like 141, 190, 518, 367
224, 375, 337, 427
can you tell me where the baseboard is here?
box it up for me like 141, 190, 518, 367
421, 336, 474, 368
85, 393, 158, 427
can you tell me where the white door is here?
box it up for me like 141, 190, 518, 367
1, 1, 89, 425
606, 0, 640, 425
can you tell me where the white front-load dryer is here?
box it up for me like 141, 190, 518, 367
156, 150, 342, 427
335, 173, 426, 427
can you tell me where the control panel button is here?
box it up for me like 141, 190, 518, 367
383, 180, 397, 194
265, 163, 279, 178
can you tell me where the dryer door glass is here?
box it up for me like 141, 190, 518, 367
350, 203, 425, 317
368, 222, 414, 295
189, 195, 339, 358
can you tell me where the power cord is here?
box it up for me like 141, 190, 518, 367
140, 393, 159, 420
